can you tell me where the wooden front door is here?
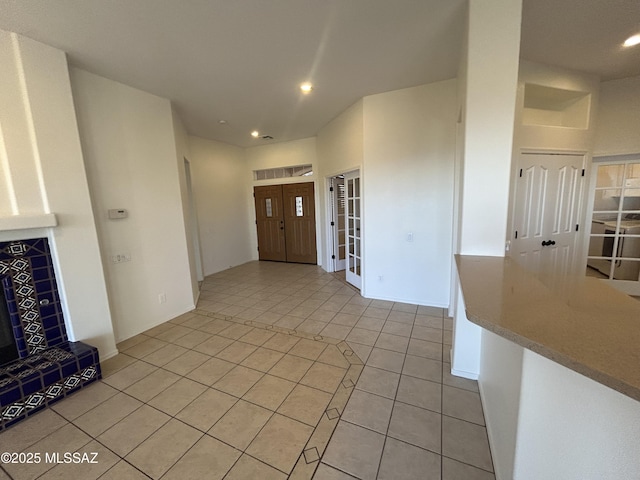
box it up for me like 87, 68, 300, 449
254, 182, 317, 264
254, 185, 286, 261
283, 182, 317, 264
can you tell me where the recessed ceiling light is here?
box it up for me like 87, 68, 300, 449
251, 130, 260, 138
219, 120, 227, 124
300, 82, 313, 94
623, 34, 640, 48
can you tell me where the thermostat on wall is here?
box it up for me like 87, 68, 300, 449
108, 208, 128, 219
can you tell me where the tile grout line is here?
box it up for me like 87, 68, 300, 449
6, 264, 485, 480
372, 304, 413, 480
94, 323, 354, 476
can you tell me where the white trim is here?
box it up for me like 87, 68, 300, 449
592, 152, 640, 163
450, 367, 479, 380
478, 380, 504, 480
0, 213, 57, 231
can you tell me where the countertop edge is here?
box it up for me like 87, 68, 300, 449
456, 254, 640, 403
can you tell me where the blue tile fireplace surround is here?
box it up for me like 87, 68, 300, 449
0, 238, 101, 431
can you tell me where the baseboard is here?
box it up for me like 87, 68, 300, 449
99, 348, 120, 361
450, 367, 479, 380
478, 380, 504, 480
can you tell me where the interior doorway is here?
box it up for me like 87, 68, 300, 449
329, 176, 347, 272
328, 170, 361, 289
254, 182, 317, 264
184, 158, 204, 283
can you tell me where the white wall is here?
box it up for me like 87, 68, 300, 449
514, 350, 640, 480
593, 75, 640, 156
479, 330, 524, 480
71, 68, 195, 342
362, 81, 457, 305
245, 137, 319, 262
188, 136, 253, 275
451, 0, 521, 380
316, 100, 364, 270
0, 31, 116, 358
317, 100, 364, 178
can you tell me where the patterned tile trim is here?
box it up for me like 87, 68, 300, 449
1, 366, 99, 424
190, 307, 364, 480
0, 342, 101, 432
0, 238, 68, 358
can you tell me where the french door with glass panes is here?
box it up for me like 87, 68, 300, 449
345, 170, 362, 289
586, 160, 640, 295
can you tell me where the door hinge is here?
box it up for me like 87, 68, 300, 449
581, 169, 585, 177
330, 221, 335, 226
519, 169, 523, 178
330, 186, 334, 192
255, 220, 257, 224
576, 224, 579, 232
515, 230, 518, 239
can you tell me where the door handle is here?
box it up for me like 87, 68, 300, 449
541, 240, 556, 246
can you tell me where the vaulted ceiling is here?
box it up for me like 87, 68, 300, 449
0, 0, 638, 147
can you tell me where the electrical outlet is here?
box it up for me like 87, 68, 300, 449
158, 293, 167, 304
111, 253, 132, 264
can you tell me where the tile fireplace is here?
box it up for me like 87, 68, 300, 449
0, 238, 101, 431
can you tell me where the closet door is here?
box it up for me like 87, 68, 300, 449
511, 153, 584, 278
254, 185, 286, 261
282, 182, 317, 264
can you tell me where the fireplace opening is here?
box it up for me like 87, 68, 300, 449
0, 283, 19, 366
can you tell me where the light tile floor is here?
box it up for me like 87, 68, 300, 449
0, 261, 494, 479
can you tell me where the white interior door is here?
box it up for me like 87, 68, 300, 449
511, 153, 585, 279
345, 170, 362, 289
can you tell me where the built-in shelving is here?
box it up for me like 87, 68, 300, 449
522, 83, 591, 129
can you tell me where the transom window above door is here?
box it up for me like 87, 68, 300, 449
253, 164, 313, 181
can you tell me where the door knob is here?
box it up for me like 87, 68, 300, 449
541, 240, 556, 246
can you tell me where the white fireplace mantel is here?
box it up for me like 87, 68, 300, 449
0, 214, 58, 232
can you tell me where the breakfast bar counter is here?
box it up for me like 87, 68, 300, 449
455, 254, 640, 401
452, 254, 640, 480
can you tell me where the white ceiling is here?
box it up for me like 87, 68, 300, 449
0, 0, 638, 148
520, 0, 640, 82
